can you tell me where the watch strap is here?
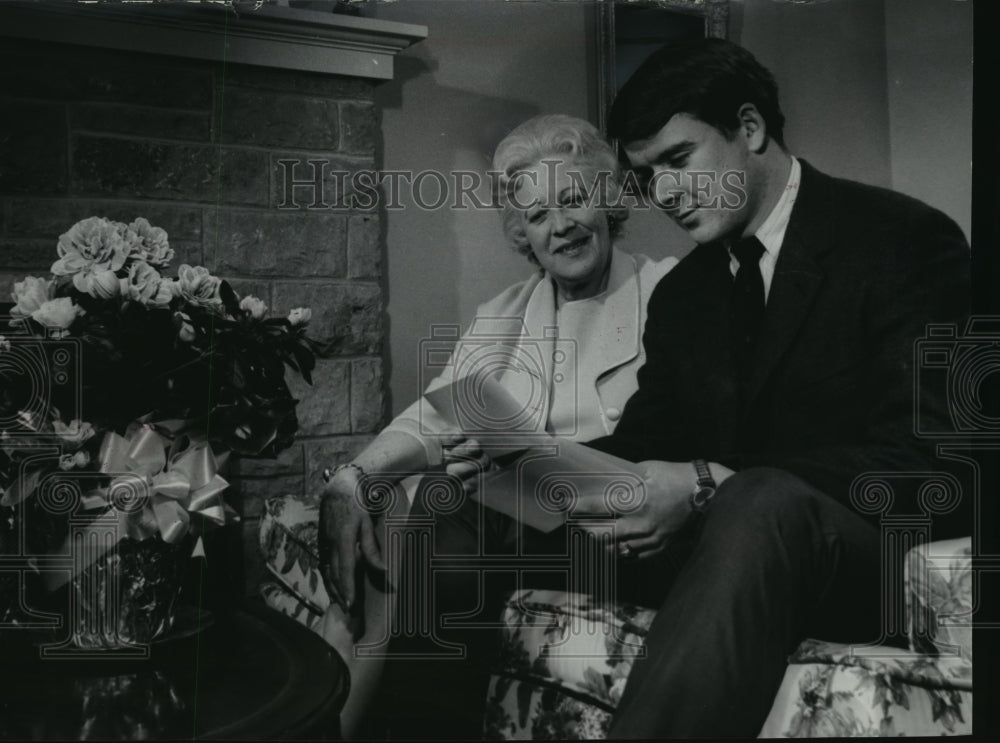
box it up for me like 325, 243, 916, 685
693, 458, 714, 488
689, 459, 718, 513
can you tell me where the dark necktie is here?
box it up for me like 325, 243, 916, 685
730, 236, 766, 382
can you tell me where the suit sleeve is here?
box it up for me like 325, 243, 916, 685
748, 206, 971, 500
587, 276, 686, 462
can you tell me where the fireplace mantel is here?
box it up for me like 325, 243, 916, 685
0, 2, 427, 80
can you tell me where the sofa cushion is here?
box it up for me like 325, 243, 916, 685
759, 639, 972, 737
259, 493, 329, 615
484, 588, 656, 740
260, 580, 323, 634
905, 537, 972, 661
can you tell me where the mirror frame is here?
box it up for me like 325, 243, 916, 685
597, 0, 730, 132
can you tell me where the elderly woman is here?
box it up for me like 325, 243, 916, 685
264, 114, 676, 738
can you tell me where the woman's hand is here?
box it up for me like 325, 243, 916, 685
442, 436, 493, 495
317, 468, 386, 612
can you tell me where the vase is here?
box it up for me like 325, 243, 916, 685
70, 536, 191, 649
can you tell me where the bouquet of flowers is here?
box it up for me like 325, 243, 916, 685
0, 216, 325, 643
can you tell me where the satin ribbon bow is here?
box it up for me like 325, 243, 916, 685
42, 424, 235, 591
87, 424, 234, 543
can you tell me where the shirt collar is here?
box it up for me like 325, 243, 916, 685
753, 156, 801, 256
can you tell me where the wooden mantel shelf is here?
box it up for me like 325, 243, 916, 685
0, 2, 428, 80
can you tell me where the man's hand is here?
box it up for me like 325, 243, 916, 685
575, 460, 698, 559
442, 436, 492, 494
318, 469, 386, 612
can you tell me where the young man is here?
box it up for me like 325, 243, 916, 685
581, 38, 971, 738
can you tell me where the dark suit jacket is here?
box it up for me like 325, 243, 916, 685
591, 160, 971, 511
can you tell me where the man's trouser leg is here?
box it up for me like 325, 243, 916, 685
609, 467, 884, 739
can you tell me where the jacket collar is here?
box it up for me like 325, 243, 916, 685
742, 159, 836, 407
521, 245, 642, 376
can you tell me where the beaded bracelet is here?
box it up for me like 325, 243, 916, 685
322, 462, 367, 484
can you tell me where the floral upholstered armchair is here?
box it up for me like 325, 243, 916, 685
259, 493, 973, 738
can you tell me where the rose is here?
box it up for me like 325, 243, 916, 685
30, 298, 84, 336
10, 276, 54, 319
52, 419, 96, 445
51, 216, 132, 293
175, 264, 222, 309
125, 218, 174, 267
174, 311, 196, 343
58, 450, 90, 471
239, 295, 267, 320
287, 307, 312, 327
84, 267, 121, 299
126, 261, 172, 307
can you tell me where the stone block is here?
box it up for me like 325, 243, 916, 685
0, 237, 199, 275
202, 209, 346, 277
0, 270, 31, 297
287, 359, 351, 436
231, 474, 305, 519
271, 153, 375, 211
170, 241, 203, 269
217, 87, 339, 150
303, 435, 375, 496
0, 42, 213, 109
6, 200, 203, 242
221, 65, 374, 101
339, 102, 378, 156
351, 357, 385, 433
72, 136, 268, 205
272, 281, 382, 354
347, 214, 382, 279
0, 101, 67, 194
72, 103, 211, 141
218, 279, 271, 312
0, 239, 56, 272
230, 442, 304, 478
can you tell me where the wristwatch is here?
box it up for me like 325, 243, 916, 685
689, 459, 718, 513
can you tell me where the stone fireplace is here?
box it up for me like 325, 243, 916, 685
0, 2, 426, 597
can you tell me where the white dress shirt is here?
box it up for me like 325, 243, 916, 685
728, 156, 801, 302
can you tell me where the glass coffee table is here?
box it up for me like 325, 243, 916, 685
0, 600, 349, 740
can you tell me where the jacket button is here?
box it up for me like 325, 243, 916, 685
606, 407, 621, 422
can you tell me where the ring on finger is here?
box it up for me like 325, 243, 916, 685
618, 542, 636, 560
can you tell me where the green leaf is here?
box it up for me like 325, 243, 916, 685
878, 716, 896, 736
218, 280, 241, 317
516, 681, 534, 728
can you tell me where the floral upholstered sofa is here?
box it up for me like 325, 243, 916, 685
259, 494, 973, 738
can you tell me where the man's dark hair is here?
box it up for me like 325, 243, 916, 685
608, 38, 786, 148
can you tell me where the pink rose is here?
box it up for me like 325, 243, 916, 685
126, 261, 172, 307
85, 268, 121, 299
53, 419, 96, 445
239, 295, 268, 320
125, 217, 174, 267
174, 311, 196, 342
10, 276, 54, 319
287, 307, 312, 327
51, 217, 132, 294
30, 297, 84, 335
175, 264, 222, 309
